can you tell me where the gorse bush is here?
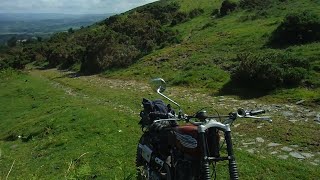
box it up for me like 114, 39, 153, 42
239, 0, 272, 10
269, 11, 320, 46
25, 3, 180, 74
7, 37, 17, 47
80, 28, 141, 73
231, 53, 311, 90
238, 10, 269, 22
171, 12, 189, 26
0, 47, 32, 70
219, 0, 237, 17
0, 1, 181, 73
231, 53, 282, 90
278, 56, 311, 86
211, 9, 220, 17
48, 32, 69, 43
171, 8, 204, 26
135, 2, 180, 24
0, 55, 29, 70
189, 8, 204, 18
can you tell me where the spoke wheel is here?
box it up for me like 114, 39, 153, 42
136, 134, 172, 180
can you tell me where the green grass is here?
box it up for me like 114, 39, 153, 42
216, 150, 320, 179
169, 0, 222, 12
1, 69, 319, 179
1, 1, 320, 179
105, 0, 320, 103
0, 69, 142, 179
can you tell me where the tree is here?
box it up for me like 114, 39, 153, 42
37, 36, 42, 42
68, 28, 74, 34
7, 37, 17, 47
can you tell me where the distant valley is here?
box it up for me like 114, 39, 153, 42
0, 13, 114, 44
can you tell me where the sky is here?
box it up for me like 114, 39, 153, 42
0, 0, 159, 14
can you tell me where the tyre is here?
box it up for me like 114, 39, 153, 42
136, 134, 172, 180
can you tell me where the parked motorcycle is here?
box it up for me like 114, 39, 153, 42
136, 78, 272, 180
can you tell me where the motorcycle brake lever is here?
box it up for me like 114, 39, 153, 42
237, 113, 272, 123
246, 115, 272, 123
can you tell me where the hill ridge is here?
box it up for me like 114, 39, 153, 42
0, 0, 319, 100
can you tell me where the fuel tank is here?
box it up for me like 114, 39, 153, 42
173, 124, 220, 158
173, 124, 201, 158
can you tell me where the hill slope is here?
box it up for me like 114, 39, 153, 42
1, 0, 319, 102
1, 1, 320, 178
107, 0, 320, 98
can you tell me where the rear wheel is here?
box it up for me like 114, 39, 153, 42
136, 135, 148, 179
136, 134, 172, 180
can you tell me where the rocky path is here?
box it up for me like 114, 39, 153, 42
30, 69, 320, 166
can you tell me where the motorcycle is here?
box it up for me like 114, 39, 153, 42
136, 78, 272, 180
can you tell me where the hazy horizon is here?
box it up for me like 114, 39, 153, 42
0, 12, 114, 22
0, 12, 112, 15
0, 0, 158, 14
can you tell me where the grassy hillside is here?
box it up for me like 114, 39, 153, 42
2, 0, 318, 103
105, 0, 320, 101
1, 69, 319, 179
0, 1, 320, 178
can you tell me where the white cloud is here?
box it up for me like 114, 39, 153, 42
0, 0, 159, 14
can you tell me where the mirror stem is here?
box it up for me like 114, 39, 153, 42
157, 89, 181, 111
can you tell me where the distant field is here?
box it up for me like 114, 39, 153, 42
0, 13, 114, 44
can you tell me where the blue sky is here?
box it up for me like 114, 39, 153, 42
0, 0, 159, 14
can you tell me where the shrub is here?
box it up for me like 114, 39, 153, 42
48, 32, 69, 43
68, 28, 75, 34
1, 2, 180, 73
231, 53, 311, 90
269, 11, 320, 46
211, 9, 220, 17
136, 2, 180, 24
239, 0, 272, 10
189, 8, 204, 18
171, 12, 189, 26
283, 67, 307, 86
279, 55, 310, 86
104, 15, 120, 26
313, 63, 320, 72
7, 37, 17, 47
278, 55, 311, 70
239, 10, 269, 22
231, 54, 282, 90
201, 22, 217, 30
81, 43, 140, 74
1, 55, 28, 70
220, 0, 237, 17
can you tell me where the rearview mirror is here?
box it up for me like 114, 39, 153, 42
150, 78, 166, 93
237, 108, 246, 117
150, 78, 181, 113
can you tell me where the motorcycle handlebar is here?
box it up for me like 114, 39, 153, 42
237, 108, 266, 116
151, 108, 271, 125
249, 109, 265, 116
236, 109, 272, 123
